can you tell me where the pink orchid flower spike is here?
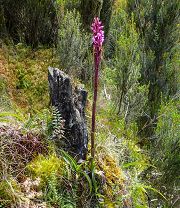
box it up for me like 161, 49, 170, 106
91, 17, 104, 158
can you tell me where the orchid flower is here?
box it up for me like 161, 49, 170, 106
91, 17, 104, 158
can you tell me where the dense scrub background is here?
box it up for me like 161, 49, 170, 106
0, 0, 179, 207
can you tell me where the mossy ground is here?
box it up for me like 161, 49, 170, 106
0, 44, 59, 113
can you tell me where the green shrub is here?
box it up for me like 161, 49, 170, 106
127, 0, 179, 118
1, 0, 57, 47
57, 10, 91, 80
106, 8, 148, 124
15, 65, 31, 89
151, 99, 180, 207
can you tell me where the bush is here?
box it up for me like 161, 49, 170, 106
150, 98, 180, 207
1, 0, 58, 47
106, 8, 148, 124
127, 0, 179, 118
57, 10, 91, 80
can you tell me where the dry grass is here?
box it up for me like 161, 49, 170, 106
0, 125, 47, 179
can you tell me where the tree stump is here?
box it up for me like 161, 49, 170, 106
48, 67, 88, 160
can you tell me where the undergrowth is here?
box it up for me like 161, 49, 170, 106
0, 44, 167, 208
0, 43, 59, 112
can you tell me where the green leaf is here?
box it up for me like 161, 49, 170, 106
82, 171, 93, 193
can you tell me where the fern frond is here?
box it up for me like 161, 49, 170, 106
51, 106, 64, 140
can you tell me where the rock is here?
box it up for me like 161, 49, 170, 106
48, 67, 88, 159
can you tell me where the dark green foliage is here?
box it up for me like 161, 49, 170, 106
60, 151, 101, 207
100, 0, 114, 37
124, 2, 180, 205
80, 0, 103, 31
151, 99, 180, 207
80, 0, 114, 37
1, 0, 58, 48
16, 67, 31, 90
127, 0, 179, 118
64, 0, 80, 10
0, 5, 7, 41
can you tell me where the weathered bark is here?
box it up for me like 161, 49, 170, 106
48, 67, 88, 160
